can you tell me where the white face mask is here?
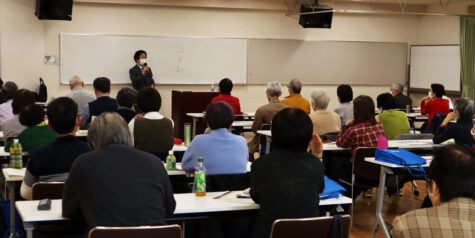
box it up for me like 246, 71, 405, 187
428, 91, 432, 99
139, 59, 147, 65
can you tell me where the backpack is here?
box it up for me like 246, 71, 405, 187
38, 78, 47, 102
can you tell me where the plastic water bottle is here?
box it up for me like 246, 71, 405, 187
194, 157, 206, 197
166, 150, 176, 171
9, 139, 23, 169
211, 83, 215, 92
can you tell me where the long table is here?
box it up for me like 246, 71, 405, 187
365, 156, 433, 238
187, 113, 255, 138
16, 191, 352, 238
256, 130, 441, 154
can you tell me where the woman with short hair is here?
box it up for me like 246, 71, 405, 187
309, 90, 341, 136
181, 101, 248, 174
334, 84, 354, 124
1, 89, 36, 143
421, 83, 450, 126
250, 107, 325, 238
377, 93, 410, 140
433, 98, 475, 145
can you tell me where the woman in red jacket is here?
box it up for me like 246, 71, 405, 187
420, 83, 450, 126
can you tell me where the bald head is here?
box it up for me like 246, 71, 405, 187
69, 75, 84, 90
288, 79, 302, 94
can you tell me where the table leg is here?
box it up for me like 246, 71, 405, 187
192, 118, 197, 139
23, 222, 34, 238
8, 181, 16, 238
373, 167, 391, 238
265, 136, 270, 154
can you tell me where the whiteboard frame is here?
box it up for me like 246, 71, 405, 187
59, 33, 249, 85
408, 44, 461, 97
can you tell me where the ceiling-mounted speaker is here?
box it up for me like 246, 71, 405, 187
35, 0, 73, 21
299, 4, 333, 28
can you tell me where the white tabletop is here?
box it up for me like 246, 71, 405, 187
365, 156, 433, 168
187, 113, 255, 118
16, 192, 352, 223
2, 168, 26, 182
256, 130, 438, 151
232, 121, 253, 127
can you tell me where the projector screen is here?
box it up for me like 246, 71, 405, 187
409, 45, 461, 92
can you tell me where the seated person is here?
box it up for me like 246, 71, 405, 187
211, 78, 242, 115
377, 93, 410, 140
334, 84, 354, 124
433, 98, 475, 146
392, 145, 475, 238
248, 81, 289, 157
281, 79, 310, 114
20, 97, 91, 200
309, 90, 341, 136
1, 89, 36, 143
128, 88, 173, 160
116, 87, 138, 123
250, 108, 325, 238
336, 95, 386, 151
420, 83, 450, 126
66, 75, 96, 115
80, 77, 118, 129
182, 102, 248, 175
63, 113, 175, 231
0, 81, 18, 123
390, 83, 412, 110
5, 104, 56, 153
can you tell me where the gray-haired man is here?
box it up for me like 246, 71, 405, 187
248, 81, 289, 159
66, 75, 96, 115
390, 83, 412, 110
62, 112, 176, 231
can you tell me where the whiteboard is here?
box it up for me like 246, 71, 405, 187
60, 34, 248, 85
409, 45, 460, 91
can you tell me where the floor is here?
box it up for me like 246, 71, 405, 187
349, 181, 427, 238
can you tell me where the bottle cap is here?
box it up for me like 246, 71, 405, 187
198, 156, 204, 162
13, 139, 19, 144
168, 150, 173, 155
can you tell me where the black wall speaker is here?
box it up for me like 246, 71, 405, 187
299, 4, 333, 28
35, 0, 73, 21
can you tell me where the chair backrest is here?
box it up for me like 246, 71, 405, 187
89, 224, 182, 238
258, 123, 271, 153
32, 182, 65, 200
206, 173, 250, 192
270, 215, 351, 238
352, 147, 380, 182
393, 133, 434, 140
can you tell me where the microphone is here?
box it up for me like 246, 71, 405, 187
144, 63, 148, 67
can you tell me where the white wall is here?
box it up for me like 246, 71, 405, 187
0, 1, 465, 117
0, 0, 45, 92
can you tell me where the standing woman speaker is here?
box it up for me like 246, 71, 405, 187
129, 50, 155, 91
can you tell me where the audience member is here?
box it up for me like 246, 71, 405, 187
20, 97, 90, 200
211, 78, 242, 115
80, 77, 118, 129
281, 79, 310, 114
250, 108, 325, 238
1, 89, 36, 142
309, 90, 341, 136
63, 113, 176, 231
182, 102, 248, 174
66, 75, 96, 115
0, 82, 18, 123
433, 98, 475, 145
420, 83, 450, 126
390, 83, 412, 110
116, 87, 138, 123
248, 81, 289, 157
334, 84, 354, 124
377, 93, 410, 140
4, 104, 55, 153
392, 145, 475, 238
336, 95, 386, 151
128, 88, 173, 160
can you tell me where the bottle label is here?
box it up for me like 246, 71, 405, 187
195, 171, 206, 192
